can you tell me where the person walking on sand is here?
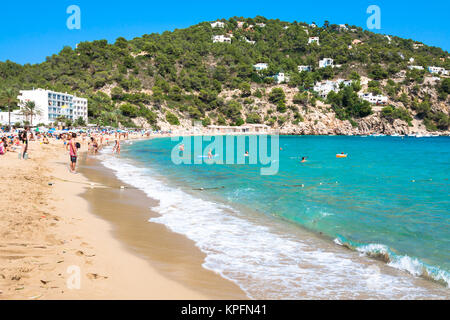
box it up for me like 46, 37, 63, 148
67, 133, 78, 173
20, 127, 29, 160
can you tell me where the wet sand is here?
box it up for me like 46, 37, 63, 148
79, 153, 248, 299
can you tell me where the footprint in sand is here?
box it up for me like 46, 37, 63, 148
86, 273, 108, 280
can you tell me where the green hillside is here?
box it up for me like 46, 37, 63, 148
1, 16, 449, 131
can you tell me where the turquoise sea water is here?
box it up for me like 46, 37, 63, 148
100, 136, 450, 299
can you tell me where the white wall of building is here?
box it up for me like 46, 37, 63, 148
14, 88, 88, 125
319, 58, 334, 68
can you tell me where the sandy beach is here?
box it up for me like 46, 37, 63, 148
0, 136, 246, 300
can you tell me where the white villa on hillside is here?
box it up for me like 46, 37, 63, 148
313, 79, 352, 98
274, 73, 290, 84
256, 23, 266, 28
309, 23, 317, 28
212, 35, 232, 43
319, 58, 334, 68
338, 24, 348, 31
0, 88, 88, 126
253, 63, 268, 71
244, 37, 256, 44
308, 37, 320, 45
211, 21, 225, 28
428, 66, 448, 75
358, 92, 388, 105
298, 65, 312, 72
408, 65, 424, 71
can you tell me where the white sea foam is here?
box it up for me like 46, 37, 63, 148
336, 240, 450, 288
99, 151, 448, 299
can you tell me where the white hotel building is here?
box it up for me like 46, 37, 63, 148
2, 88, 88, 125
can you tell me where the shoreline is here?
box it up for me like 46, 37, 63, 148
1, 134, 448, 299
109, 136, 450, 299
78, 152, 248, 299
0, 137, 246, 299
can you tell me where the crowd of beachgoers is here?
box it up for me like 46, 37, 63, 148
0, 126, 169, 173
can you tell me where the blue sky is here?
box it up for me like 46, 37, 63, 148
0, 0, 448, 65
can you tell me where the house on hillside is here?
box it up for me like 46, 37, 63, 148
256, 23, 266, 28
313, 79, 352, 98
428, 66, 448, 75
358, 92, 388, 105
211, 21, 225, 28
244, 37, 256, 44
298, 65, 312, 72
212, 35, 232, 43
308, 37, 320, 45
274, 72, 290, 84
408, 65, 424, 71
319, 58, 334, 68
253, 63, 268, 71
338, 24, 348, 31
352, 39, 362, 45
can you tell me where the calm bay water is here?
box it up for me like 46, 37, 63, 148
99, 136, 450, 299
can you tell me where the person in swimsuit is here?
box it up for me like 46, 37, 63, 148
301, 157, 307, 163
92, 137, 99, 155
67, 133, 78, 173
0, 138, 5, 155
112, 139, 121, 154
21, 127, 29, 159
208, 149, 213, 159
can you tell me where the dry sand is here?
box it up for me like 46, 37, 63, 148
0, 136, 245, 300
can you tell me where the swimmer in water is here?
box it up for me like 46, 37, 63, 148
301, 157, 307, 163
244, 151, 249, 157
208, 149, 213, 159
180, 144, 185, 152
